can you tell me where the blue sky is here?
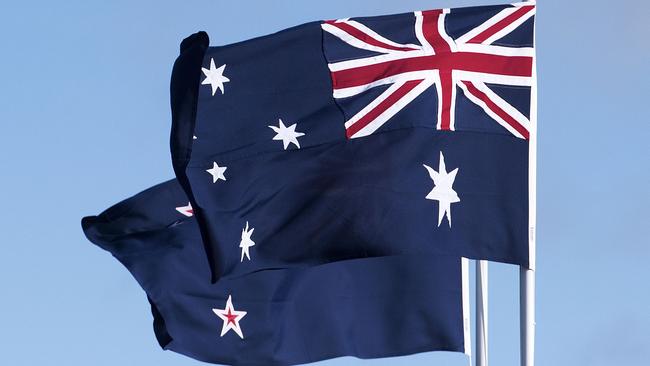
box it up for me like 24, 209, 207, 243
1, 0, 648, 365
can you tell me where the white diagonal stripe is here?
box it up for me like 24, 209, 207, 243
455, 7, 521, 45
342, 19, 422, 50
327, 50, 425, 72
349, 76, 435, 138
344, 80, 406, 129
322, 23, 419, 55
472, 80, 530, 131
482, 7, 535, 45
333, 70, 434, 98
457, 81, 528, 139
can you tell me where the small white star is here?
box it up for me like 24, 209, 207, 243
423, 151, 460, 228
269, 119, 305, 150
212, 295, 247, 339
239, 221, 255, 262
206, 162, 227, 183
175, 202, 194, 217
201, 58, 230, 96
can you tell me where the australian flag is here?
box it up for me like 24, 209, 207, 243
82, 180, 469, 365
170, 2, 537, 283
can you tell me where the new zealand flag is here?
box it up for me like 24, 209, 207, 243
170, 2, 536, 283
82, 180, 469, 365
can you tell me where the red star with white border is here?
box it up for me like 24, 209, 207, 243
212, 295, 247, 339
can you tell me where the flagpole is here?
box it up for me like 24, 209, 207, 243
520, 268, 535, 366
522, 0, 537, 360
476, 260, 488, 366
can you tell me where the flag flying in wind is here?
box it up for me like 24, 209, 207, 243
170, 2, 537, 282
82, 180, 470, 365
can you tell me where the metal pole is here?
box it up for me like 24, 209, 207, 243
520, 267, 535, 366
476, 260, 488, 366
522, 0, 538, 363
462, 258, 472, 365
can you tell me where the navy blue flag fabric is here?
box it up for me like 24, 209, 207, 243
82, 180, 469, 365
170, 3, 536, 282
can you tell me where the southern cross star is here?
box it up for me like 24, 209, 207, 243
423, 151, 460, 228
239, 221, 255, 262
201, 58, 230, 96
206, 162, 227, 183
269, 119, 305, 150
212, 295, 247, 339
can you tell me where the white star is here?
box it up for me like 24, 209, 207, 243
206, 162, 227, 183
268, 119, 305, 150
201, 58, 230, 96
212, 295, 247, 339
423, 151, 460, 228
175, 202, 194, 217
239, 221, 255, 262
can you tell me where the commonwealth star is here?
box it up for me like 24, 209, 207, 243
423, 151, 460, 228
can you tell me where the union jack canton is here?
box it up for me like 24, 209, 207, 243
322, 3, 535, 139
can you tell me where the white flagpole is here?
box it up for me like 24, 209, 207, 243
522, 0, 538, 362
476, 260, 488, 366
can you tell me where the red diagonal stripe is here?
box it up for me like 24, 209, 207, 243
326, 21, 419, 52
461, 81, 529, 139
331, 53, 532, 90
467, 5, 535, 44
346, 80, 422, 138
